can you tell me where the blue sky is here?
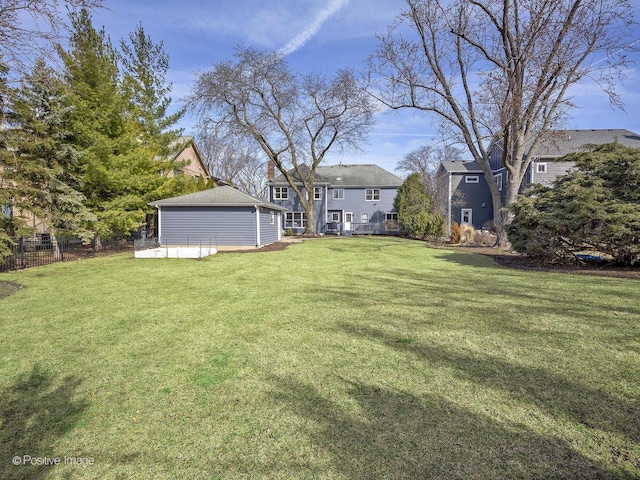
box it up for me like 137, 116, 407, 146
92, 0, 640, 174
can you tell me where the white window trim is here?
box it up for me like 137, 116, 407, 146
465, 176, 479, 184
285, 211, 307, 228
365, 188, 380, 201
361, 213, 369, 223
332, 189, 344, 200
273, 186, 289, 200
536, 162, 547, 173
314, 187, 322, 200
461, 208, 473, 225
495, 172, 503, 191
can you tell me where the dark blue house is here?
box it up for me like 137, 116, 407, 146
439, 129, 640, 234
268, 164, 404, 235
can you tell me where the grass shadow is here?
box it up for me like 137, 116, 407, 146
270, 374, 629, 479
0, 281, 23, 300
0, 363, 89, 479
340, 324, 640, 467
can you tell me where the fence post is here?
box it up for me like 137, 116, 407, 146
60, 237, 64, 261
19, 237, 25, 269
92, 234, 97, 257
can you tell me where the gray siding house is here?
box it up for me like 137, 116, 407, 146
268, 164, 404, 235
440, 129, 640, 232
437, 160, 494, 233
149, 186, 287, 250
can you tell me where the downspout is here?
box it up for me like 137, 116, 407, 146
530, 157, 536, 184
255, 206, 261, 247
447, 173, 452, 237
325, 184, 328, 233
157, 206, 162, 244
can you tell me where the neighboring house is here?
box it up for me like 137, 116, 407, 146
148, 185, 287, 250
267, 163, 404, 235
437, 160, 494, 234
168, 136, 214, 181
439, 129, 640, 233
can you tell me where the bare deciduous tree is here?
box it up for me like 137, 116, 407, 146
368, 0, 636, 245
396, 144, 464, 220
189, 46, 376, 234
0, 0, 102, 71
197, 123, 267, 198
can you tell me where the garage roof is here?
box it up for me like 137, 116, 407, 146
149, 185, 287, 210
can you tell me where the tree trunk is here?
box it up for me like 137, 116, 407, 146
49, 227, 61, 258
494, 173, 521, 249
304, 200, 316, 235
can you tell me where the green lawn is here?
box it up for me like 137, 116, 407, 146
0, 236, 638, 479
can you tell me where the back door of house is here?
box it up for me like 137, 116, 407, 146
344, 212, 352, 232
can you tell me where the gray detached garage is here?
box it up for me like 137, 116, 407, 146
149, 186, 287, 250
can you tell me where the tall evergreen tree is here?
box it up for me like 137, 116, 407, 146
58, 8, 128, 238
120, 24, 184, 150
0, 60, 15, 260
3, 58, 93, 251
59, 9, 192, 239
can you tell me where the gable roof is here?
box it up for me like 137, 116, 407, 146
269, 163, 403, 187
531, 129, 640, 158
169, 136, 230, 185
149, 185, 287, 210
439, 160, 483, 174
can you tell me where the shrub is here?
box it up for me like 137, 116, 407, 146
459, 224, 475, 244
450, 222, 461, 244
473, 230, 497, 247
507, 143, 640, 265
394, 173, 445, 238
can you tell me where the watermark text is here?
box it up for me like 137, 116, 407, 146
12, 455, 94, 467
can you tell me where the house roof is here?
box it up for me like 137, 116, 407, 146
439, 160, 484, 174
269, 163, 403, 187
531, 129, 640, 158
149, 185, 287, 211
169, 136, 228, 185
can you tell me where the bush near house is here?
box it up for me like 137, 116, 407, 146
507, 143, 640, 265
394, 173, 445, 238
450, 222, 461, 244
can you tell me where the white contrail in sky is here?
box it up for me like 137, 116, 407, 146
279, 0, 350, 56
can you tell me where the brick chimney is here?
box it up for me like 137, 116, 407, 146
267, 160, 275, 181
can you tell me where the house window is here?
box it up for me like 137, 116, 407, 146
536, 163, 547, 173
385, 212, 399, 231
465, 176, 479, 183
273, 186, 288, 200
314, 187, 322, 200
495, 173, 503, 191
333, 189, 344, 200
461, 208, 473, 225
270, 211, 275, 225
330, 212, 340, 222
361, 213, 369, 223
365, 189, 380, 201
285, 212, 306, 228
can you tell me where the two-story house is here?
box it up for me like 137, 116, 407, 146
439, 129, 640, 233
268, 163, 404, 235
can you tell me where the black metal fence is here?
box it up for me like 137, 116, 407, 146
0, 235, 133, 272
